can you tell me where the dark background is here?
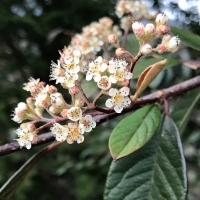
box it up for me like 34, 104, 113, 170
0, 0, 200, 199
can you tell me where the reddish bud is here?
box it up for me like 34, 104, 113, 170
69, 86, 79, 95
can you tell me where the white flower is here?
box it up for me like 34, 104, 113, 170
11, 102, 29, 123
68, 123, 85, 143
62, 71, 79, 88
51, 123, 69, 142
79, 115, 96, 132
15, 127, 35, 149
86, 56, 108, 82
97, 76, 111, 90
23, 77, 40, 92
120, 15, 132, 31
108, 58, 132, 83
62, 56, 80, 73
67, 107, 82, 121
166, 36, 180, 53
105, 87, 131, 113
50, 60, 65, 84
89, 37, 104, 52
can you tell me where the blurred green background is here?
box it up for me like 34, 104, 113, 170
0, 0, 200, 199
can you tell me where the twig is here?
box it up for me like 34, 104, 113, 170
75, 80, 91, 106
1, 75, 200, 156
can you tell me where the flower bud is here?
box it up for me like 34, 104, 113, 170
156, 44, 167, 53
60, 109, 68, 118
69, 86, 79, 95
145, 23, 156, 34
39, 81, 46, 88
48, 85, 57, 94
38, 100, 50, 109
132, 21, 145, 36
75, 98, 84, 107
166, 36, 180, 53
48, 106, 57, 115
141, 44, 152, 55
27, 123, 36, 132
30, 86, 39, 96
32, 135, 39, 144
156, 24, 170, 35
108, 34, 119, 47
115, 48, 125, 57
155, 13, 168, 26
26, 97, 35, 107
161, 34, 172, 45
123, 79, 130, 87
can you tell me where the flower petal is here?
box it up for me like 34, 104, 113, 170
105, 99, 114, 108
114, 105, 123, 113
109, 88, 118, 96
120, 87, 130, 96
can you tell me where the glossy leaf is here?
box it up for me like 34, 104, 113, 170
171, 87, 200, 133
109, 104, 161, 160
133, 58, 180, 79
0, 146, 52, 199
171, 26, 200, 51
104, 115, 187, 200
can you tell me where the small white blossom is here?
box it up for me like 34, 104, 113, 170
68, 123, 85, 144
108, 58, 132, 83
105, 87, 131, 113
97, 76, 111, 90
15, 127, 35, 149
23, 77, 40, 92
51, 123, 69, 142
67, 107, 82, 121
62, 71, 79, 88
120, 15, 132, 31
50, 60, 65, 84
89, 37, 104, 52
79, 115, 96, 132
62, 56, 80, 73
86, 56, 108, 82
11, 102, 29, 123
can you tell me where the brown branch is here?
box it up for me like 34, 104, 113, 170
1, 75, 200, 156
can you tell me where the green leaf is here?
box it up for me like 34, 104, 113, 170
109, 104, 161, 160
104, 115, 187, 200
0, 146, 51, 199
125, 34, 140, 57
133, 58, 181, 79
171, 26, 200, 51
171, 87, 200, 133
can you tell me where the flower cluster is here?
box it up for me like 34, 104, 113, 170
51, 107, 96, 144
11, 10, 180, 150
115, 0, 154, 19
70, 17, 121, 71
132, 13, 180, 54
